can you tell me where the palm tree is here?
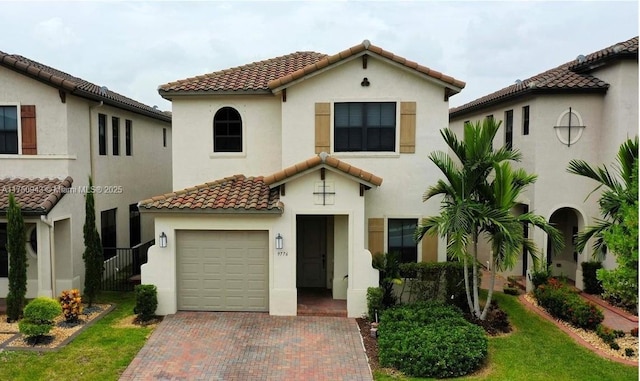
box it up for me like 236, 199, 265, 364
416, 118, 517, 318
480, 162, 563, 319
416, 118, 562, 320
567, 137, 639, 260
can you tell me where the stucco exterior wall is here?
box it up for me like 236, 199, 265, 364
170, 96, 282, 190
0, 66, 172, 298
449, 58, 638, 286
142, 168, 378, 317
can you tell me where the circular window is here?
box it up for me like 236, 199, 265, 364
554, 109, 584, 146
26, 225, 37, 258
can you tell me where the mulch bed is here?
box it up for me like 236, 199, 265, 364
0, 303, 114, 352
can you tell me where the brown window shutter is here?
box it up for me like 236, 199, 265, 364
399, 101, 416, 153
315, 102, 330, 154
421, 233, 438, 263
20, 105, 37, 155
368, 218, 384, 256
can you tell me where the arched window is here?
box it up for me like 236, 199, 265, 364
213, 107, 242, 152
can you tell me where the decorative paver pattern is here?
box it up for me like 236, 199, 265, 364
120, 312, 372, 381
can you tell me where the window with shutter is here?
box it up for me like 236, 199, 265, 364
20, 105, 37, 155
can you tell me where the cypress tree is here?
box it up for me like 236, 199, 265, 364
83, 176, 104, 306
6, 193, 28, 322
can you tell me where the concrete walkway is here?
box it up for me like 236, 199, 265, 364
120, 312, 372, 381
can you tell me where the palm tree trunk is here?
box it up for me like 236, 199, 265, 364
472, 230, 481, 318
481, 256, 496, 320
462, 255, 474, 314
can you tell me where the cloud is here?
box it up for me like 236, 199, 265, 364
32, 17, 79, 48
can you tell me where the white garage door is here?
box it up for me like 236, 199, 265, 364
177, 230, 268, 311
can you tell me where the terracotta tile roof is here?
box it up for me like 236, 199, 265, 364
138, 175, 283, 213
159, 40, 465, 97
268, 40, 465, 91
0, 51, 171, 122
158, 51, 328, 94
263, 152, 383, 187
450, 36, 638, 119
0, 177, 73, 215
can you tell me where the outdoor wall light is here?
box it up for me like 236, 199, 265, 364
275, 233, 284, 250
159, 232, 167, 248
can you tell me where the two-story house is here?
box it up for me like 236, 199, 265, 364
0, 51, 172, 299
139, 40, 465, 317
449, 37, 638, 289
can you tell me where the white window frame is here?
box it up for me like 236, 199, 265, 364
0, 102, 22, 156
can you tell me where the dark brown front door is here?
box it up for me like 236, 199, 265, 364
296, 216, 327, 288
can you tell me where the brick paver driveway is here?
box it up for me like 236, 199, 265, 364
120, 312, 372, 381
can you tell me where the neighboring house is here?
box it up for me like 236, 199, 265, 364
449, 37, 638, 289
139, 40, 465, 317
0, 51, 172, 299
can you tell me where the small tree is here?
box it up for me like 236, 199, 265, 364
6, 193, 28, 322
18, 297, 62, 343
83, 176, 104, 307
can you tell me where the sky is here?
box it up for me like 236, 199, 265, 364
1, 1, 638, 111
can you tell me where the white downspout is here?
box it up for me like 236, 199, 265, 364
40, 215, 55, 297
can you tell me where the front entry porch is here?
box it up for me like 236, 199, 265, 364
297, 288, 347, 317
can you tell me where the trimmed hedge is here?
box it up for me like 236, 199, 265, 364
366, 287, 384, 321
134, 284, 158, 322
378, 302, 488, 378
534, 278, 603, 330
398, 261, 478, 309
581, 261, 604, 295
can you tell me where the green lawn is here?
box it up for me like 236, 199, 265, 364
375, 293, 639, 381
0, 292, 152, 381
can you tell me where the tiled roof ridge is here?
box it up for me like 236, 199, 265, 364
0, 51, 170, 122
158, 51, 328, 92
263, 152, 383, 187
268, 40, 466, 90
0, 176, 73, 214
450, 36, 638, 117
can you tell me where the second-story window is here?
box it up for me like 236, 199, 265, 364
98, 113, 107, 155
522, 106, 530, 136
125, 119, 132, 156
112, 117, 120, 156
0, 106, 18, 154
334, 102, 396, 152
505, 110, 513, 150
213, 107, 242, 152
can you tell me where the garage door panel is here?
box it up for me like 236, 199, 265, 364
177, 230, 268, 311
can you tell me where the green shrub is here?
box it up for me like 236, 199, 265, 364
18, 297, 62, 339
398, 261, 477, 310
366, 287, 384, 322
625, 348, 635, 357
531, 266, 551, 289
596, 324, 616, 345
59, 289, 83, 323
581, 261, 604, 295
134, 284, 158, 321
378, 302, 488, 378
503, 287, 520, 295
597, 267, 638, 314
534, 279, 603, 330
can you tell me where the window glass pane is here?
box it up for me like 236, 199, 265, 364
366, 104, 381, 127
388, 219, 418, 263
213, 107, 242, 152
381, 103, 395, 126
335, 103, 349, 127
349, 103, 363, 126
